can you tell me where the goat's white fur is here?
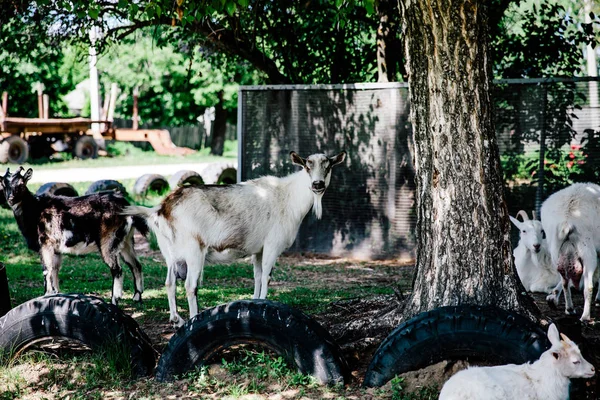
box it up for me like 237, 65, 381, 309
542, 183, 600, 321
123, 151, 346, 326
439, 323, 595, 400
510, 210, 560, 293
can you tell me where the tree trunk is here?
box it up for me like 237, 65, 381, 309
399, 0, 537, 320
376, 0, 400, 82
210, 91, 227, 156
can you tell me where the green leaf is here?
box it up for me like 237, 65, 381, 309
335, 0, 344, 8
118, 0, 127, 9
363, 0, 375, 15
238, 0, 249, 7
226, 1, 236, 16
89, 7, 99, 19
156, 5, 162, 17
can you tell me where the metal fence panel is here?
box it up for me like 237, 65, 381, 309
240, 79, 600, 260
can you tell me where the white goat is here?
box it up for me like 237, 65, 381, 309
123, 151, 346, 326
510, 210, 560, 293
542, 183, 600, 322
439, 323, 595, 400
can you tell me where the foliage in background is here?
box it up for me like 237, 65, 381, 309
60, 29, 262, 126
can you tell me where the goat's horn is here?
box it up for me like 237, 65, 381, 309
3, 168, 9, 178
16, 166, 24, 175
516, 210, 529, 222
532, 210, 538, 220
560, 333, 572, 347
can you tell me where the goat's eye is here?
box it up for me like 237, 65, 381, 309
542, 230, 546, 239
522, 230, 526, 234
573, 361, 581, 365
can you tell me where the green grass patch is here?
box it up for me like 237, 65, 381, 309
21, 140, 237, 171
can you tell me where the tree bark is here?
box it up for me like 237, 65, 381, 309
399, 0, 537, 320
210, 91, 227, 156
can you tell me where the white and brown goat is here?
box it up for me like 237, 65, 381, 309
0, 167, 148, 305
123, 151, 346, 326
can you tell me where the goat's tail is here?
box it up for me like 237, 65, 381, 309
122, 205, 153, 237
122, 205, 155, 218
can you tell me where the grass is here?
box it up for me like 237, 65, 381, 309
0, 175, 425, 399
20, 140, 238, 171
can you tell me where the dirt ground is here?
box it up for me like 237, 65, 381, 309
129, 244, 600, 399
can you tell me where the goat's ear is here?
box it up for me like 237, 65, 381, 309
509, 216, 521, 229
330, 151, 347, 167
23, 168, 33, 182
548, 323, 561, 347
290, 151, 306, 167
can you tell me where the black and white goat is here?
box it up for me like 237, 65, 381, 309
123, 151, 346, 326
0, 167, 148, 305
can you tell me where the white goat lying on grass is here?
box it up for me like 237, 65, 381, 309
124, 151, 346, 326
439, 323, 595, 400
510, 210, 560, 293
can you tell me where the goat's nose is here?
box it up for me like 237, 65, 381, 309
312, 181, 325, 191
533, 244, 541, 252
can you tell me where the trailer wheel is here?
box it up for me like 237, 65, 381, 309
133, 174, 169, 197
36, 182, 79, 197
0, 136, 29, 164
85, 179, 127, 196
73, 135, 98, 160
363, 305, 550, 387
0, 294, 156, 378
168, 170, 204, 188
155, 300, 349, 385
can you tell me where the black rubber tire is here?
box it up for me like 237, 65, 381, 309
363, 305, 551, 388
85, 179, 128, 196
217, 167, 237, 184
155, 300, 349, 385
168, 170, 204, 188
133, 174, 169, 197
0, 294, 156, 378
36, 182, 79, 197
0, 136, 29, 164
73, 135, 99, 159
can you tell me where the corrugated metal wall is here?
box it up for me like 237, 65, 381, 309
239, 79, 600, 260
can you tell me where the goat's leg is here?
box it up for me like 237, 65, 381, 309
165, 263, 184, 327
252, 253, 263, 299
581, 256, 597, 322
562, 277, 576, 316
546, 280, 563, 307
120, 240, 144, 302
107, 256, 124, 306
40, 247, 61, 294
184, 246, 207, 320
258, 247, 281, 299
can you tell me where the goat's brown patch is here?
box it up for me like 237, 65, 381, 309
158, 187, 189, 222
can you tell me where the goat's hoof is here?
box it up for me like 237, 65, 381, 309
595, 302, 600, 308
170, 315, 185, 328
565, 308, 577, 316
132, 292, 142, 302
546, 296, 558, 309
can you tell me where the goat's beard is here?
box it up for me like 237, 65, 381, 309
312, 192, 323, 219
